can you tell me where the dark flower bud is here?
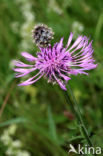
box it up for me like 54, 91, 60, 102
32, 23, 54, 47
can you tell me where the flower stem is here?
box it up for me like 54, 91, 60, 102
63, 85, 93, 147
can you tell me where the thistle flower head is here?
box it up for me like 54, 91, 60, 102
13, 33, 97, 90
32, 23, 54, 47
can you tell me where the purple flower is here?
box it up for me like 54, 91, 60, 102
13, 33, 97, 90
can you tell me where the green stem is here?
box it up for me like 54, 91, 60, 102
63, 85, 93, 147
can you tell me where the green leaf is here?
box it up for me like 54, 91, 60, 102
68, 136, 83, 142
47, 105, 59, 144
0, 117, 28, 127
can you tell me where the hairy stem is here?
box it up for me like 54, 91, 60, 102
63, 85, 93, 147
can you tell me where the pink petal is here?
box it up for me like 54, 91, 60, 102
18, 73, 43, 86
53, 73, 67, 90
13, 60, 34, 67
66, 32, 73, 48
21, 52, 37, 62
69, 36, 83, 51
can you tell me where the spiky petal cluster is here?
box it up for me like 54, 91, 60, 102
13, 33, 97, 90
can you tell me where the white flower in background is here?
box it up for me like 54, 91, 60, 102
11, 140, 22, 148
1, 124, 31, 156
22, 11, 34, 22
6, 147, 14, 155
48, 0, 63, 15
9, 60, 16, 69
20, 22, 33, 38
12, 0, 35, 50
72, 21, 84, 31
18, 0, 35, 50
11, 22, 19, 34
19, 40, 32, 50
1, 134, 12, 146
1, 124, 17, 145
8, 124, 17, 135
72, 21, 84, 36
16, 150, 30, 156
63, 0, 72, 8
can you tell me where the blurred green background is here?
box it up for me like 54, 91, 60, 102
0, 0, 103, 155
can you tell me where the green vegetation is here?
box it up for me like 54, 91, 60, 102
0, 0, 103, 155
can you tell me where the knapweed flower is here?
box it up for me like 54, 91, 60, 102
13, 33, 97, 90
32, 23, 54, 47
